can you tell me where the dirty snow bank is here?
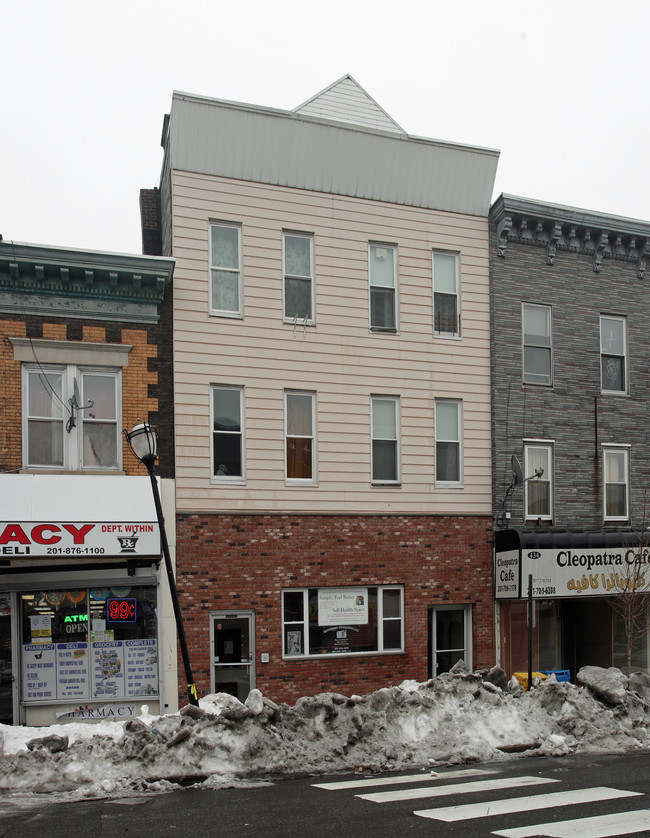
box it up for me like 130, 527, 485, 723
0, 663, 648, 801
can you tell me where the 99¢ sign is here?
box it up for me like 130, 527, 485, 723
107, 599, 137, 623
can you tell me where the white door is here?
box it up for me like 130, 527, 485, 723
432, 605, 472, 675
210, 611, 255, 702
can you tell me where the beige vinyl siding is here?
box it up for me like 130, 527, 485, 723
172, 171, 491, 514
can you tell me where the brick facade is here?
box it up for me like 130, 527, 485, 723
0, 313, 171, 476
177, 512, 495, 705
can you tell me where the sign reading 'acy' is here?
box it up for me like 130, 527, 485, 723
0, 522, 160, 557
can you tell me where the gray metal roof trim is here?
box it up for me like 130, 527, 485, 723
495, 527, 646, 551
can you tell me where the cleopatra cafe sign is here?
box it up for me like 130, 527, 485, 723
0, 522, 160, 558
496, 543, 649, 599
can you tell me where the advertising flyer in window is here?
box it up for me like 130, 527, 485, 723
124, 639, 158, 696
21, 644, 57, 701
318, 587, 368, 626
56, 642, 89, 699
92, 640, 125, 698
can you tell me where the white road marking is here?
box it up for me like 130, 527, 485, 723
357, 775, 556, 803
491, 807, 650, 837
413, 787, 642, 822
312, 767, 490, 791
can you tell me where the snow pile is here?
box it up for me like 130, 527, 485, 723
0, 663, 648, 803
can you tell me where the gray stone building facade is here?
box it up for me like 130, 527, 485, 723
490, 194, 650, 679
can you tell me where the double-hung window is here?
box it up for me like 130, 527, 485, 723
24, 365, 120, 470
210, 222, 242, 317
371, 395, 400, 484
524, 442, 553, 521
283, 232, 314, 324
603, 445, 629, 521
433, 251, 460, 336
211, 385, 244, 482
285, 390, 316, 483
435, 399, 462, 485
600, 315, 627, 394
282, 586, 404, 657
369, 244, 397, 331
523, 303, 552, 385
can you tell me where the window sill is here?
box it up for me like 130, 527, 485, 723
209, 310, 243, 320
370, 327, 398, 335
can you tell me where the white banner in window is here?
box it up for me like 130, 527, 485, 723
318, 588, 368, 626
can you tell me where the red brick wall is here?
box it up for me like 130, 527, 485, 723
176, 513, 495, 705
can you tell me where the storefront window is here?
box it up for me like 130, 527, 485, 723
20, 587, 159, 703
283, 586, 403, 657
500, 600, 561, 674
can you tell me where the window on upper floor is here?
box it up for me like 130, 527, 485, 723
369, 244, 397, 332
23, 365, 121, 470
283, 232, 314, 325
600, 315, 627, 394
522, 303, 552, 385
433, 251, 460, 336
603, 445, 629, 522
524, 442, 553, 521
211, 385, 245, 482
282, 585, 404, 657
435, 399, 462, 486
285, 390, 316, 483
371, 395, 400, 484
210, 222, 242, 317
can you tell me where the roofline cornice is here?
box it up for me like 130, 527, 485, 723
490, 193, 650, 277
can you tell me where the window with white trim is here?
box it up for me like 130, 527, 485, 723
371, 395, 400, 484
523, 303, 552, 385
369, 244, 397, 331
524, 442, 553, 520
285, 390, 316, 483
282, 586, 404, 657
435, 399, 462, 485
210, 222, 242, 316
603, 445, 629, 521
211, 385, 244, 482
433, 251, 460, 336
600, 315, 627, 394
283, 232, 314, 324
24, 365, 120, 470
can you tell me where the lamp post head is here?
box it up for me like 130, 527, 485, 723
125, 422, 159, 471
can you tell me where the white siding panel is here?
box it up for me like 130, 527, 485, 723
172, 172, 492, 515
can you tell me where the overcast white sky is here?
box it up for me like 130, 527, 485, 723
2, 0, 649, 256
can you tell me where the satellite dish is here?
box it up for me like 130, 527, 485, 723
511, 455, 524, 486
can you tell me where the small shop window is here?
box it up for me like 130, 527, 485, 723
282, 585, 404, 657
20, 586, 159, 703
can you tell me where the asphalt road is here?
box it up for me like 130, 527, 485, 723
0, 750, 648, 837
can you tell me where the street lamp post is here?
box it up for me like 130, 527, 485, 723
124, 422, 199, 706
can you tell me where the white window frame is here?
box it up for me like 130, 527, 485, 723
432, 251, 460, 337
603, 444, 630, 522
22, 364, 122, 471
209, 222, 243, 318
524, 441, 553, 521
371, 395, 400, 485
282, 585, 404, 658
284, 390, 316, 485
211, 385, 245, 484
522, 303, 552, 385
283, 232, 315, 326
600, 315, 627, 395
369, 243, 398, 332
435, 398, 463, 487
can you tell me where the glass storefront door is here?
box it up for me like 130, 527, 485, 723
0, 595, 13, 724
211, 611, 255, 703
432, 605, 472, 675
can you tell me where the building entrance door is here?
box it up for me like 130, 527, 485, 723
431, 605, 472, 676
210, 611, 255, 703
0, 595, 13, 725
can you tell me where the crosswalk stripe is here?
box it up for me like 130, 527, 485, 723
491, 807, 650, 838
313, 767, 490, 791
357, 775, 557, 803
413, 786, 642, 822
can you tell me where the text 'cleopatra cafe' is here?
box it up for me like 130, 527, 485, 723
494, 528, 649, 678
0, 474, 179, 726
